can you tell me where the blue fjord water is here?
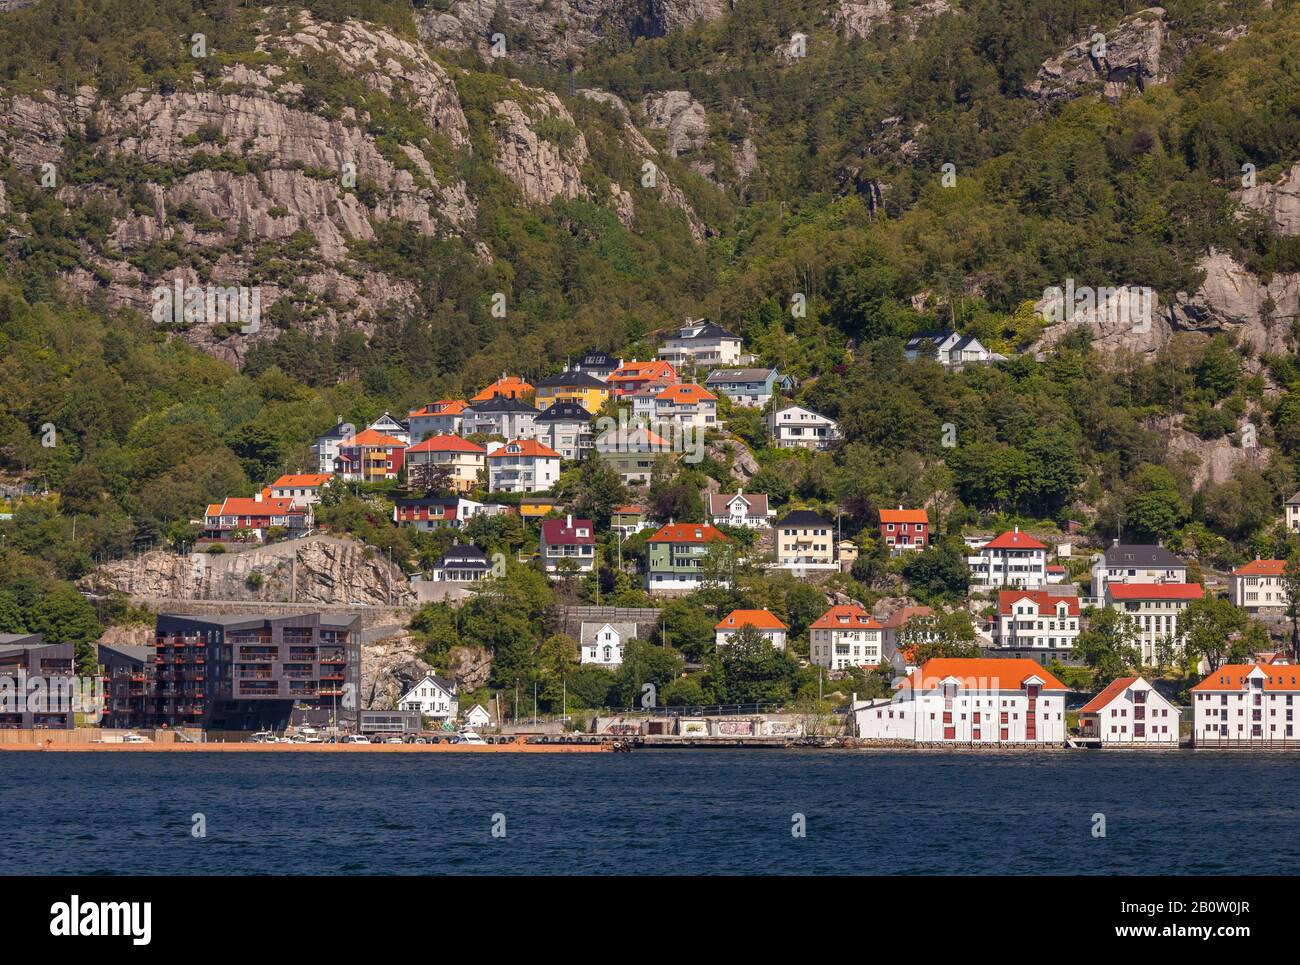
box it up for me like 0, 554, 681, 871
1, 749, 1294, 875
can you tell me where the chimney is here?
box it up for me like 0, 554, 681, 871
254, 491, 263, 503
566, 513, 573, 529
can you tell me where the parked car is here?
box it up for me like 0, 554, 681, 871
341, 735, 370, 744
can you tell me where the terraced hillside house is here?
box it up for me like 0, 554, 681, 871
580, 622, 634, 666
1090, 541, 1187, 597
658, 319, 744, 369
98, 641, 154, 730
392, 495, 486, 531
574, 351, 620, 381
611, 504, 652, 536
430, 544, 493, 583
540, 515, 596, 576
1230, 559, 1287, 614
204, 492, 311, 542
704, 367, 792, 408
313, 417, 356, 474
854, 659, 1067, 744
903, 331, 1001, 368
534, 368, 610, 415
654, 382, 718, 432
645, 522, 731, 591
775, 509, 837, 571
607, 359, 678, 396
366, 412, 410, 444
0, 634, 76, 729
595, 425, 677, 484
404, 435, 485, 493
398, 674, 458, 724
407, 400, 469, 442
464, 395, 540, 440
333, 428, 406, 482
967, 528, 1048, 589
715, 609, 788, 651
1078, 676, 1179, 745
992, 590, 1081, 665
708, 489, 774, 529
767, 404, 840, 451
1192, 664, 1300, 747
1103, 582, 1205, 665
486, 439, 562, 493
269, 473, 333, 507
471, 375, 533, 403
809, 605, 884, 670
152, 613, 361, 732
879, 507, 929, 551
533, 400, 595, 461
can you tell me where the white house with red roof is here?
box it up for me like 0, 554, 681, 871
1231, 559, 1288, 614
809, 604, 884, 670
854, 658, 1067, 744
540, 515, 596, 577
879, 507, 929, 552
715, 609, 788, 651
654, 383, 718, 431
408, 400, 469, 442
992, 589, 1080, 665
967, 528, 1048, 589
607, 359, 678, 396
485, 439, 561, 493
204, 491, 311, 541
404, 435, 485, 493
1192, 663, 1300, 746
1078, 676, 1179, 745
269, 473, 333, 507
1104, 582, 1204, 665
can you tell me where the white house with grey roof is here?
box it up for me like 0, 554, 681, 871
1090, 541, 1187, 598
398, 673, 458, 723
904, 331, 1003, 368
534, 400, 594, 461
658, 319, 744, 369
704, 368, 793, 407
708, 489, 775, 529
464, 396, 539, 440
431, 544, 493, 583
580, 622, 636, 666
767, 404, 840, 451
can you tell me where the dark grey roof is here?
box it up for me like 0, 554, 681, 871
905, 331, 957, 349
535, 400, 593, 422
0, 633, 41, 647
1102, 543, 1186, 568
98, 642, 153, 663
469, 396, 539, 414
436, 545, 490, 567
677, 320, 739, 341
534, 370, 607, 389
579, 352, 617, 369
778, 510, 833, 528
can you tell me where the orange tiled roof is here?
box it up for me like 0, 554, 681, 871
716, 609, 788, 631
486, 439, 562, 459
207, 496, 297, 517
271, 473, 332, 488
879, 508, 928, 525
984, 529, 1047, 550
471, 377, 533, 402
1079, 676, 1140, 714
1234, 559, 1286, 576
649, 522, 729, 544
1106, 583, 1203, 601
809, 605, 881, 631
1191, 664, 1300, 692
656, 383, 716, 403
908, 658, 1067, 692
409, 400, 468, 418
342, 428, 406, 448
406, 435, 485, 454
609, 360, 676, 383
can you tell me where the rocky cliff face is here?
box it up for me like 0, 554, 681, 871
80, 535, 416, 607
361, 631, 491, 711
1240, 161, 1300, 237
0, 7, 712, 366
1027, 7, 1170, 102
831, 0, 952, 41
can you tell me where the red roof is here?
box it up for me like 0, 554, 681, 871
471, 377, 533, 402
1106, 582, 1203, 601
656, 383, 717, 404
342, 428, 405, 448
648, 523, 729, 544
907, 658, 1067, 692
271, 473, 332, 488
486, 439, 561, 459
406, 435, 485, 454
997, 589, 1079, 616
1078, 676, 1140, 714
716, 609, 788, 632
880, 605, 934, 629
1191, 664, 1300, 692
1234, 559, 1286, 576
207, 496, 298, 517
540, 517, 595, 545
879, 509, 928, 525
984, 529, 1047, 550
810, 605, 881, 631
409, 400, 468, 417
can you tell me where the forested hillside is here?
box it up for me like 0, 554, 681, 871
1, 0, 1299, 668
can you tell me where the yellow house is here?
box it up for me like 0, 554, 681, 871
404, 435, 486, 493
534, 369, 609, 416
519, 497, 560, 519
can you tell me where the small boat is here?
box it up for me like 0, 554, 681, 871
454, 728, 486, 745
